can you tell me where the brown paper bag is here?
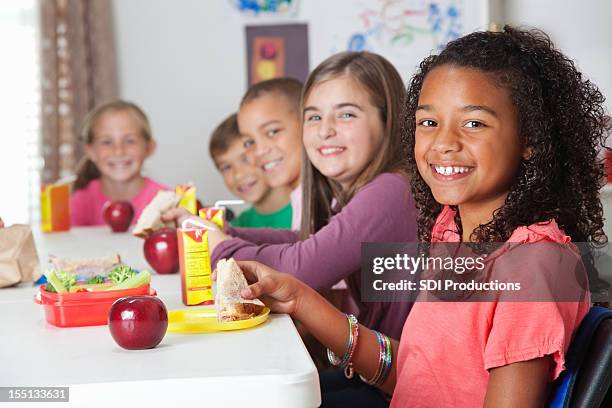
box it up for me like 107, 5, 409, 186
0, 225, 41, 288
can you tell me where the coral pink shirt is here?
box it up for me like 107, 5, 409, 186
70, 177, 168, 226
391, 206, 590, 408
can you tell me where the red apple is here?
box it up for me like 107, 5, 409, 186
108, 296, 168, 350
102, 201, 134, 232
144, 227, 179, 274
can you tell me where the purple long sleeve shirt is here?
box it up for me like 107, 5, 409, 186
211, 173, 417, 339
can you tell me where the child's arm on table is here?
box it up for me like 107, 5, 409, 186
226, 226, 300, 245
162, 208, 299, 246
164, 207, 354, 291
236, 260, 399, 395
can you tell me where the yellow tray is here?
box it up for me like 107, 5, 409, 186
167, 307, 270, 333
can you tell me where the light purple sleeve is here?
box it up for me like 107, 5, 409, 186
225, 226, 300, 245
211, 173, 417, 291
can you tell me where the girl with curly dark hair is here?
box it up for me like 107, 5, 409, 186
405, 27, 610, 290
214, 27, 610, 407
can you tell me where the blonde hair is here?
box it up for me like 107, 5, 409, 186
299, 51, 408, 238
73, 100, 152, 190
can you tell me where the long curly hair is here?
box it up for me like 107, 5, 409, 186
403, 26, 611, 292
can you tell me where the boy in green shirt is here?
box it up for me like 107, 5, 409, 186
209, 113, 292, 229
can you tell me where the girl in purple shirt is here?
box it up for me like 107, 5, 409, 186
166, 52, 417, 342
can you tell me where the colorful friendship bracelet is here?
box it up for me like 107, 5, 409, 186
378, 332, 393, 386
359, 330, 393, 387
379, 334, 393, 385
326, 317, 393, 386
361, 331, 385, 385
359, 331, 385, 386
327, 314, 359, 369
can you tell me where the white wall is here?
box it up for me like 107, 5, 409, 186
112, 1, 246, 204
112, 0, 612, 217
498, 0, 612, 112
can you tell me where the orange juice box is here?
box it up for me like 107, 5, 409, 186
40, 183, 70, 232
176, 184, 197, 214
177, 219, 214, 306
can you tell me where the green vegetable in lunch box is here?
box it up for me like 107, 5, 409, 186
44, 275, 61, 293
85, 275, 106, 284
110, 270, 151, 290
45, 284, 58, 293
44, 266, 148, 293
107, 264, 138, 283
45, 270, 77, 293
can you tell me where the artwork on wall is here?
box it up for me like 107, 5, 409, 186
245, 24, 309, 86
312, 0, 489, 79
230, 0, 299, 18
343, 0, 465, 53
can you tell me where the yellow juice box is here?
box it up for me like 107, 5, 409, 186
40, 183, 70, 232
199, 207, 225, 229
177, 220, 214, 306
176, 184, 197, 214
198, 200, 244, 229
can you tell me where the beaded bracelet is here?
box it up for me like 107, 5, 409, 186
327, 314, 359, 370
359, 330, 393, 387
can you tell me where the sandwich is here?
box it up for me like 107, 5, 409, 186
216, 258, 264, 322
132, 190, 182, 238
49, 254, 121, 276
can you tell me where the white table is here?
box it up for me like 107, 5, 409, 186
0, 227, 321, 408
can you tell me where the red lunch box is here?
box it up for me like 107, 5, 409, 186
34, 284, 157, 327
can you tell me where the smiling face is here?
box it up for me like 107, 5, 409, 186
414, 65, 526, 220
302, 75, 385, 190
237, 93, 302, 190
85, 109, 154, 184
213, 139, 270, 204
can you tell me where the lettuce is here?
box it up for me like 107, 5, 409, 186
107, 264, 138, 283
